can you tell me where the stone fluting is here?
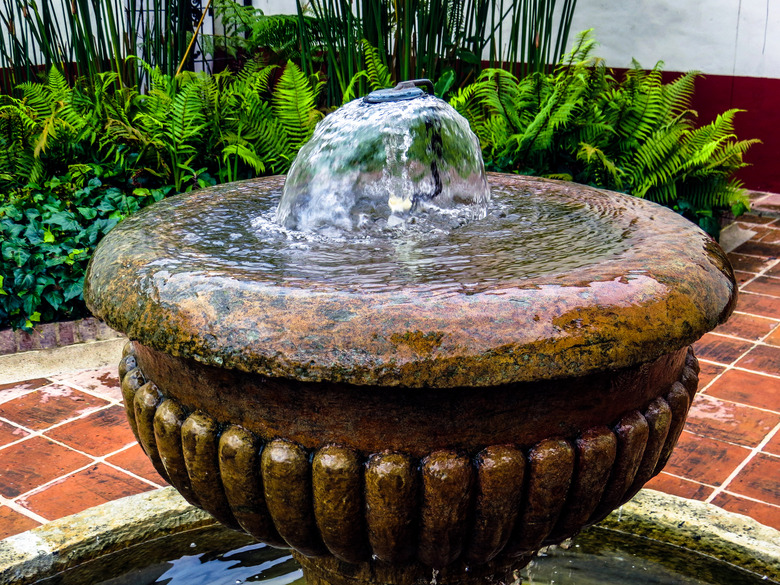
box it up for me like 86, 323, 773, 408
117, 341, 698, 579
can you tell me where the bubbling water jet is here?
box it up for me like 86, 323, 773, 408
276, 80, 490, 233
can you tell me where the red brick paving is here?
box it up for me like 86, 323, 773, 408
644, 472, 715, 501
0, 436, 92, 498
684, 394, 780, 448
710, 492, 780, 530
18, 463, 156, 520
0, 385, 109, 431
0, 212, 778, 540
45, 405, 138, 457
105, 444, 168, 485
0, 506, 41, 540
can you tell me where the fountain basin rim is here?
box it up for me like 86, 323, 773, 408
0, 487, 777, 585
84, 174, 737, 388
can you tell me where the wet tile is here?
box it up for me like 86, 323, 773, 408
763, 431, 780, 457
106, 443, 168, 486
0, 506, 41, 539
734, 292, 780, 319
683, 395, 780, 448
0, 378, 51, 405
711, 492, 780, 531
644, 472, 713, 501
736, 213, 777, 226
736, 222, 774, 235
664, 431, 751, 487
732, 239, 780, 258
0, 385, 109, 431
18, 463, 157, 520
713, 313, 778, 341
692, 334, 753, 365
759, 227, 780, 245
0, 436, 92, 498
45, 405, 137, 457
725, 453, 780, 507
695, 361, 726, 391
53, 365, 122, 402
732, 271, 757, 285
742, 276, 780, 297
705, 369, 780, 412
0, 419, 29, 447
764, 324, 780, 347
726, 253, 775, 273
736, 344, 780, 376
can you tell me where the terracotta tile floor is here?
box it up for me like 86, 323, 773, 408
1, 215, 779, 541
0, 365, 166, 538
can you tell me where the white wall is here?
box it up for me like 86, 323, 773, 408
567, 0, 779, 78
256, 0, 780, 79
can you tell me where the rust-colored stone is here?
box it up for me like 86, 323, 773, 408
364, 452, 418, 564
132, 382, 167, 482
505, 438, 574, 556
655, 382, 693, 474
118, 353, 136, 380
418, 451, 473, 568
112, 348, 715, 576
591, 411, 649, 522
550, 426, 616, 540
262, 439, 326, 556
465, 445, 525, 564
153, 399, 199, 506
181, 411, 238, 529
217, 426, 285, 547
84, 171, 739, 583
84, 175, 737, 389
312, 446, 369, 563
627, 397, 672, 498
120, 367, 144, 442
131, 343, 688, 458
681, 365, 699, 401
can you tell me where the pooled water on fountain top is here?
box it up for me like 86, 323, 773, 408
120, 178, 636, 294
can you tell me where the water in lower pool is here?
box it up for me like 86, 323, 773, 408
36, 524, 770, 585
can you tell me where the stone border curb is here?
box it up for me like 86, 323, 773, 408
0, 488, 215, 585
601, 490, 780, 582
0, 488, 777, 585
0, 317, 123, 356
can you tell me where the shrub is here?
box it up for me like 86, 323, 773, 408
450, 32, 759, 236
0, 60, 324, 330
0, 165, 170, 330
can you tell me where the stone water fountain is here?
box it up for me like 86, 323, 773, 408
84, 80, 737, 585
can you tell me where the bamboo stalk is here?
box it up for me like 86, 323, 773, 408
175, 0, 212, 76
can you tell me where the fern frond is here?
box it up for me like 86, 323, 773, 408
272, 61, 324, 147
342, 71, 369, 102
362, 39, 392, 91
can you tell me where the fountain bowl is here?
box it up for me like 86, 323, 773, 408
81, 170, 737, 584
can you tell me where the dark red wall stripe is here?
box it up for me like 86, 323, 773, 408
654, 71, 778, 193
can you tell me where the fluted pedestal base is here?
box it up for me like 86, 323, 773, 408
295, 552, 532, 585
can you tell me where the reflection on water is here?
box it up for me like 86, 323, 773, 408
117, 181, 639, 294
41, 525, 770, 585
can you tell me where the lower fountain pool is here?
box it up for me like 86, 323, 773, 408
1, 489, 777, 585
19, 521, 775, 585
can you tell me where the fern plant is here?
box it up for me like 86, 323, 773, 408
451, 31, 758, 236
0, 69, 133, 194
